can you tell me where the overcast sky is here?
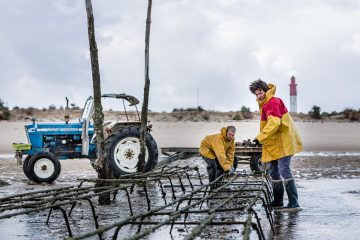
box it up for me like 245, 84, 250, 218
1, 0, 360, 113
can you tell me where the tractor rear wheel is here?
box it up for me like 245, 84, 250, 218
27, 152, 61, 183
250, 153, 265, 172
105, 126, 158, 177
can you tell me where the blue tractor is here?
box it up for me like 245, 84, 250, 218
12, 94, 158, 183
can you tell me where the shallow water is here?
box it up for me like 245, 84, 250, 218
272, 179, 360, 240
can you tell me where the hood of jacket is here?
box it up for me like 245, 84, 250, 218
257, 84, 276, 108
220, 127, 228, 140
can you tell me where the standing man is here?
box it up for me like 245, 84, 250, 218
200, 126, 236, 188
249, 79, 302, 210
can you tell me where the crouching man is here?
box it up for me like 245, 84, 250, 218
199, 126, 236, 188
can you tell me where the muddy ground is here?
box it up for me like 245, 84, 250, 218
0, 154, 360, 239
1, 120, 360, 239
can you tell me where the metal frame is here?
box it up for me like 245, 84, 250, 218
0, 162, 274, 239
160, 144, 262, 167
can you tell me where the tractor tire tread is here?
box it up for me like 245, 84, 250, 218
23, 155, 33, 181
250, 153, 264, 172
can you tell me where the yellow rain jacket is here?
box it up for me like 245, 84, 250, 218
256, 84, 302, 162
199, 127, 235, 171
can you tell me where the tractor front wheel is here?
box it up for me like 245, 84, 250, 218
23, 155, 33, 181
105, 127, 158, 177
27, 152, 61, 183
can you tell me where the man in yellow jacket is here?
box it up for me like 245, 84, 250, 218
199, 126, 236, 188
250, 79, 302, 210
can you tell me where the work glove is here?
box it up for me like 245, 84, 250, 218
225, 166, 235, 176
252, 138, 261, 146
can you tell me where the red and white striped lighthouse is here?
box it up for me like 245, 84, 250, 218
289, 76, 297, 113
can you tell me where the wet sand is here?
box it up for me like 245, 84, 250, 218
0, 155, 360, 239
1, 120, 360, 239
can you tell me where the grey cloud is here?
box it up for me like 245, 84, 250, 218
0, 0, 359, 113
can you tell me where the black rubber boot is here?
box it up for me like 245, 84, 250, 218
271, 180, 284, 209
283, 179, 300, 210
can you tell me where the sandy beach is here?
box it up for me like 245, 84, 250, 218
1, 120, 360, 154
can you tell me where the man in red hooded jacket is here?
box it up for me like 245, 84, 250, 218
250, 79, 302, 210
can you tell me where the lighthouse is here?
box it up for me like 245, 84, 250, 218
289, 76, 297, 113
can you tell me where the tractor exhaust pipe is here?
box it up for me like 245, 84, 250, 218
65, 97, 69, 124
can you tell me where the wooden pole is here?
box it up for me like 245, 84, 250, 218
137, 0, 153, 172
85, 0, 110, 205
